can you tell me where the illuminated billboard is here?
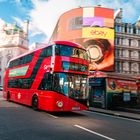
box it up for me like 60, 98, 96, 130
50, 6, 114, 71
107, 78, 137, 95
82, 27, 114, 39
81, 7, 114, 71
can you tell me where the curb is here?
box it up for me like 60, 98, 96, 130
117, 107, 140, 114
88, 109, 140, 121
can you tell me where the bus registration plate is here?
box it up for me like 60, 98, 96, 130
72, 106, 80, 111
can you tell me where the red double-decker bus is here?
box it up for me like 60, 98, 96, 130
3, 41, 89, 111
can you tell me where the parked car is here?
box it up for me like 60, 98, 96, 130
0, 85, 3, 91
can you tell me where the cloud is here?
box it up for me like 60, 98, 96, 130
15, 0, 20, 3
29, 0, 77, 42
12, 16, 24, 27
0, 18, 5, 30
29, 21, 43, 37
84, 0, 140, 23
12, 16, 43, 39
77, 0, 139, 22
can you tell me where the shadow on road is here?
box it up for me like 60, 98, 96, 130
1, 99, 87, 118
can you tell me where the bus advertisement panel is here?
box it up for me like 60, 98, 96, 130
3, 41, 89, 112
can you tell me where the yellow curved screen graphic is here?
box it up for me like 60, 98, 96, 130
82, 27, 114, 40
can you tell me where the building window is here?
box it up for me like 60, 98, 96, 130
138, 40, 140, 47
119, 49, 122, 57
117, 37, 120, 45
114, 49, 118, 57
115, 25, 122, 32
115, 62, 120, 72
121, 26, 125, 33
116, 62, 122, 73
125, 25, 127, 33
122, 38, 128, 46
115, 62, 117, 71
131, 63, 139, 73
69, 17, 83, 29
120, 38, 123, 45
115, 37, 122, 45
116, 49, 119, 57
138, 28, 140, 34
129, 39, 131, 46
116, 37, 120, 45
131, 51, 139, 59
131, 40, 138, 47
115, 38, 117, 45
20, 40, 24, 46
127, 27, 132, 34
123, 62, 129, 72
133, 27, 136, 34
122, 50, 129, 58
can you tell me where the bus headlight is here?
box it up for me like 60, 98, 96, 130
56, 101, 63, 108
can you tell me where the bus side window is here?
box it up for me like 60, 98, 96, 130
19, 57, 23, 65
8, 79, 18, 88
47, 46, 52, 57
18, 79, 23, 88
53, 74, 61, 92
9, 61, 13, 68
22, 53, 33, 64
41, 46, 52, 58
38, 73, 53, 90
55, 45, 60, 55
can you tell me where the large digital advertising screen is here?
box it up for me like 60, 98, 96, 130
50, 6, 115, 71
82, 7, 114, 71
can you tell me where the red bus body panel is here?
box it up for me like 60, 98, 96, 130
3, 41, 89, 112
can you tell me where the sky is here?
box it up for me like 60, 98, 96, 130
0, 0, 140, 46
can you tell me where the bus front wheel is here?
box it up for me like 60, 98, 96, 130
32, 95, 38, 110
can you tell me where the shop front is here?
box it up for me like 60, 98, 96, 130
89, 72, 138, 109
136, 77, 140, 107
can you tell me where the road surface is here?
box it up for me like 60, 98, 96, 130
0, 95, 140, 140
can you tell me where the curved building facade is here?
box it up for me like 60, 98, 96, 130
50, 6, 114, 71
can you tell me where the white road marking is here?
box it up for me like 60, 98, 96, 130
84, 110, 140, 123
74, 124, 115, 140
48, 114, 58, 119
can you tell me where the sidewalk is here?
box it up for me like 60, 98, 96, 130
89, 107, 140, 120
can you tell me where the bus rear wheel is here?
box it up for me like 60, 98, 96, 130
32, 95, 38, 110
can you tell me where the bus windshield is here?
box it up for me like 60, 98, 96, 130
54, 44, 88, 60
39, 73, 88, 100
